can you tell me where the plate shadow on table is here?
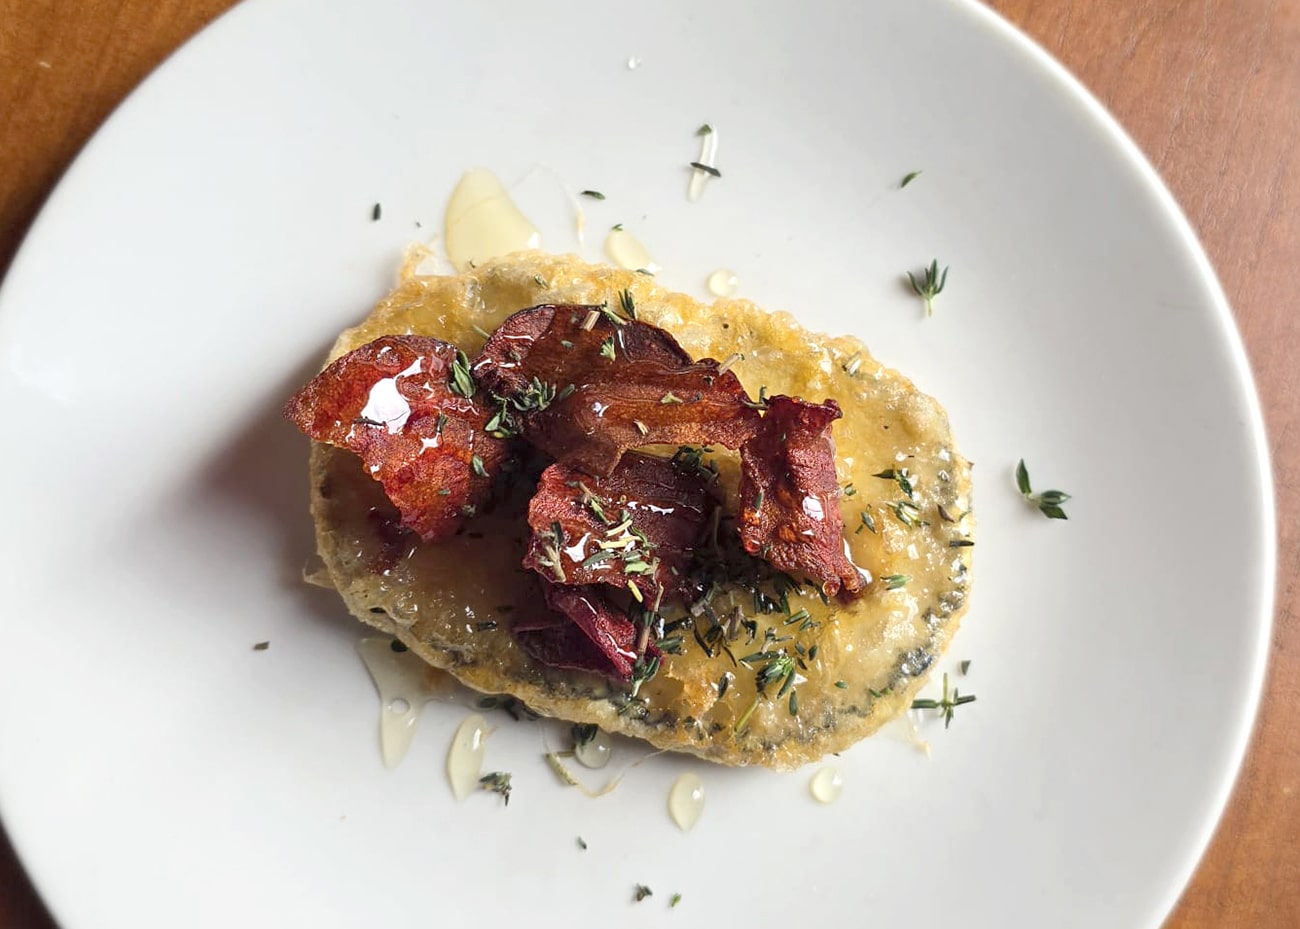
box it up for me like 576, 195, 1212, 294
0, 825, 56, 929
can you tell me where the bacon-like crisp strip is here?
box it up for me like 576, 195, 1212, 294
739, 396, 865, 598
471, 304, 760, 476
284, 335, 510, 542
513, 584, 658, 681
522, 452, 715, 607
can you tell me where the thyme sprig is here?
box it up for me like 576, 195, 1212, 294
534, 522, 567, 582
479, 771, 512, 805
748, 652, 796, 704
910, 673, 975, 729
630, 653, 661, 696
906, 259, 949, 317
1016, 459, 1071, 520
485, 377, 574, 438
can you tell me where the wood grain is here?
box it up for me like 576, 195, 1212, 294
0, 1, 1296, 926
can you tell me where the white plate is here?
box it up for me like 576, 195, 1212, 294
0, 1, 1273, 927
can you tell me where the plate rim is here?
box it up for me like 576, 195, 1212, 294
962, 3, 1276, 923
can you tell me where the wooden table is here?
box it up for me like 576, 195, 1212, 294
1, 1, 1296, 925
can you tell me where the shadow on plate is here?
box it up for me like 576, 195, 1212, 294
120, 337, 362, 648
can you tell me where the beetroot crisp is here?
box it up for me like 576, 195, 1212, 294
284, 335, 510, 542
471, 304, 760, 477
523, 451, 716, 609
739, 396, 866, 598
513, 583, 660, 682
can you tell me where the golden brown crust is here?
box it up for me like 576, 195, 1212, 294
306, 252, 974, 769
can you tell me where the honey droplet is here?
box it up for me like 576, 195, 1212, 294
446, 714, 489, 801
706, 269, 738, 298
574, 729, 613, 769
810, 765, 844, 804
668, 772, 706, 831
604, 228, 660, 275
444, 168, 541, 272
358, 637, 443, 768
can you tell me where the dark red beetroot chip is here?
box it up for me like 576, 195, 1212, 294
739, 395, 866, 598
284, 335, 510, 542
522, 452, 715, 608
471, 304, 761, 476
513, 583, 659, 681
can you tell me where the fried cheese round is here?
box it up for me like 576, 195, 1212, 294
307, 252, 973, 769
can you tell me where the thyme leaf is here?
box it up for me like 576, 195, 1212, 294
618, 288, 637, 319
571, 723, 599, 748
890, 500, 927, 528
873, 467, 915, 499
910, 673, 975, 729
449, 349, 475, 398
